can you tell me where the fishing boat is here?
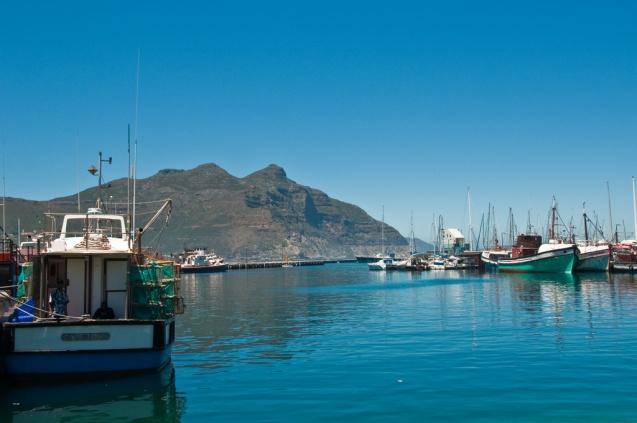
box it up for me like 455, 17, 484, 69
480, 249, 512, 268
573, 203, 610, 272
610, 178, 637, 273
498, 199, 578, 274
612, 240, 637, 272
0, 200, 184, 380
180, 248, 228, 274
497, 234, 577, 273
575, 242, 610, 272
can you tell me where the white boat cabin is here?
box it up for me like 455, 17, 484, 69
49, 209, 130, 253
42, 210, 132, 320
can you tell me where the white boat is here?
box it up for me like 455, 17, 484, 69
574, 204, 610, 272
0, 200, 184, 380
181, 248, 228, 274
444, 256, 459, 270
575, 242, 610, 272
282, 255, 293, 268
366, 206, 399, 270
481, 249, 512, 268
429, 257, 445, 270
368, 258, 398, 270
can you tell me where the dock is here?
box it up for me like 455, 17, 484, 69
227, 260, 326, 270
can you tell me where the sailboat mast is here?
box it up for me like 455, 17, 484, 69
492, 206, 498, 248
431, 213, 437, 256
607, 182, 614, 244
467, 187, 473, 251
409, 211, 416, 255
381, 206, 385, 257
438, 215, 444, 254
632, 176, 637, 241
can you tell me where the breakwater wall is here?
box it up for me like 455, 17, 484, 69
227, 258, 356, 270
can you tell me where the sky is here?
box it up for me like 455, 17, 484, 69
2, 1, 637, 245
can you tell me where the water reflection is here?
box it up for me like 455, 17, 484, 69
498, 271, 637, 348
0, 363, 185, 422
176, 268, 364, 368
175, 266, 637, 370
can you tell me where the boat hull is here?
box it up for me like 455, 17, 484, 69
612, 262, 637, 273
368, 259, 398, 270
480, 250, 511, 269
1, 318, 175, 379
357, 256, 382, 263
574, 246, 610, 272
181, 264, 228, 274
498, 246, 577, 273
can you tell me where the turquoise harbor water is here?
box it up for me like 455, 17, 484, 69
2, 263, 637, 422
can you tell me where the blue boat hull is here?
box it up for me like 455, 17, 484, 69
1, 318, 175, 380
2, 348, 172, 379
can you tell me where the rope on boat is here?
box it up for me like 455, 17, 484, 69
0, 291, 85, 321
74, 234, 112, 250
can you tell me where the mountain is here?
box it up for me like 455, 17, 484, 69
413, 238, 434, 254
4, 163, 408, 260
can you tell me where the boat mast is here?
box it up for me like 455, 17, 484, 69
491, 206, 499, 248
409, 211, 416, 255
381, 206, 385, 257
438, 215, 444, 254
76, 135, 81, 212
88, 152, 111, 211
431, 213, 437, 256
607, 182, 614, 244
132, 50, 140, 243
550, 197, 557, 240
467, 187, 473, 251
633, 176, 637, 239
582, 202, 589, 242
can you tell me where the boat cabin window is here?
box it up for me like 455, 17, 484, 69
60, 215, 127, 239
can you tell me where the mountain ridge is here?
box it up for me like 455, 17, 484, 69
3, 163, 423, 259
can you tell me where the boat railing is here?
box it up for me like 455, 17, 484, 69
43, 212, 130, 242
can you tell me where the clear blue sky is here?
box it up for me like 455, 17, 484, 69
2, 1, 637, 244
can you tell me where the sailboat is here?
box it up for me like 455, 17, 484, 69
368, 207, 398, 270
480, 206, 512, 268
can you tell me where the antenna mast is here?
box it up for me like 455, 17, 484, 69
132, 50, 140, 245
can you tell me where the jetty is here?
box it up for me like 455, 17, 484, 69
227, 259, 326, 270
